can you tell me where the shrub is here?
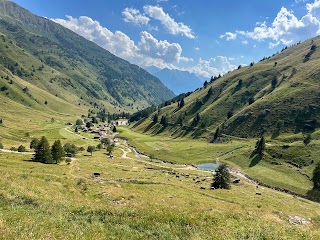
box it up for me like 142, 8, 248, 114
18, 145, 26, 152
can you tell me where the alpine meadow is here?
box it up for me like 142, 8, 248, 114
1, 0, 320, 239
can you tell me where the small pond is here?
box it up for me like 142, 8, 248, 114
196, 163, 219, 171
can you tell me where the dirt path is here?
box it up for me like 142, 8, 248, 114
0, 149, 34, 155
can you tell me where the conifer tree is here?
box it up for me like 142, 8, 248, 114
312, 162, 320, 189
51, 140, 65, 164
34, 136, 52, 163
179, 98, 185, 108
253, 136, 265, 157
211, 164, 231, 189
30, 138, 39, 150
152, 114, 158, 124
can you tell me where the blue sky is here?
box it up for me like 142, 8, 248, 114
12, 0, 320, 78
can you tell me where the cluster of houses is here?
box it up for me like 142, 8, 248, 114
69, 118, 129, 142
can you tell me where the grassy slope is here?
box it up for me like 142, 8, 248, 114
118, 127, 320, 196
0, 0, 175, 113
132, 36, 320, 138
1, 137, 320, 239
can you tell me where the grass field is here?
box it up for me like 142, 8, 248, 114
1, 138, 320, 239
118, 127, 319, 196
1, 114, 320, 239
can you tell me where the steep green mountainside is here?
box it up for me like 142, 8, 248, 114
0, 0, 174, 114
132, 36, 320, 139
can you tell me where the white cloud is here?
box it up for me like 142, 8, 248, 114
188, 56, 237, 78
138, 31, 190, 62
157, 0, 169, 2
242, 40, 248, 45
223, 1, 320, 48
51, 16, 191, 69
143, 5, 195, 39
220, 32, 237, 41
122, 8, 150, 26
194, 47, 200, 51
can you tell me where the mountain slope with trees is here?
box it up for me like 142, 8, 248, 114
132, 37, 320, 139
0, 0, 174, 114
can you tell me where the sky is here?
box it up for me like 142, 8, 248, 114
12, 0, 320, 78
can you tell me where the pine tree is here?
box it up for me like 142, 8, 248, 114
211, 164, 231, 189
34, 136, 52, 163
152, 114, 158, 124
179, 98, 185, 108
30, 138, 39, 150
207, 87, 213, 97
212, 127, 221, 142
253, 136, 265, 157
51, 140, 65, 164
312, 162, 320, 189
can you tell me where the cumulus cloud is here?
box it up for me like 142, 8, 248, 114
51, 15, 189, 69
138, 31, 190, 62
220, 32, 237, 41
220, 1, 320, 47
188, 56, 236, 78
122, 8, 150, 25
143, 5, 195, 38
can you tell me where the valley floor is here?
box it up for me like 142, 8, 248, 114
1, 128, 320, 239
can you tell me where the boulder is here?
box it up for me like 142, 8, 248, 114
288, 216, 311, 225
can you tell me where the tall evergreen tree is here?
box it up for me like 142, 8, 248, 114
253, 136, 266, 157
34, 136, 52, 163
211, 164, 231, 189
179, 98, 185, 108
30, 138, 39, 150
312, 162, 320, 189
152, 114, 158, 124
51, 140, 65, 164
207, 87, 213, 97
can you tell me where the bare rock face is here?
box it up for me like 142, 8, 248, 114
288, 216, 311, 225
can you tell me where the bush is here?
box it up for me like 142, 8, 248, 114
10, 147, 18, 151
18, 145, 26, 152
87, 146, 96, 156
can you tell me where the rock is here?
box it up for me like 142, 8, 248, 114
233, 178, 241, 183
101, 192, 109, 197
256, 192, 262, 195
200, 187, 206, 190
288, 216, 311, 225
93, 172, 101, 177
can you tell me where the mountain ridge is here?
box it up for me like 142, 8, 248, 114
0, 0, 175, 114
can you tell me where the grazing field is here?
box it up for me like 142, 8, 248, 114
118, 127, 320, 196
1, 137, 320, 239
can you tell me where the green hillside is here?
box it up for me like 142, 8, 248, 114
0, 0, 174, 114
127, 36, 320, 200
131, 37, 320, 139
